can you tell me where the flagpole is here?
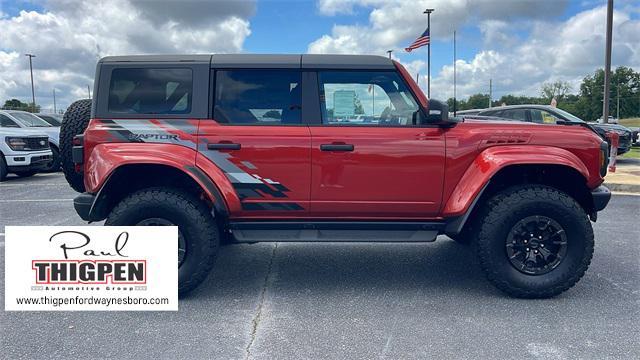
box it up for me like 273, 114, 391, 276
424, 8, 434, 98
453, 30, 457, 116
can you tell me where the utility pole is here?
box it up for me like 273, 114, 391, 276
416, 73, 419, 85
424, 8, 434, 98
453, 30, 457, 116
387, 50, 393, 59
25, 54, 36, 112
87, 85, 91, 99
53, 89, 57, 114
616, 81, 620, 120
489, 78, 492, 108
602, 0, 613, 124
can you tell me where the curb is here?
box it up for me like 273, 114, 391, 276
604, 182, 640, 194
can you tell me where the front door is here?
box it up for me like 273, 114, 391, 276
309, 70, 445, 218
197, 69, 311, 218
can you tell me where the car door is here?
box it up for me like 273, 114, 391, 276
197, 68, 311, 217
308, 70, 445, 218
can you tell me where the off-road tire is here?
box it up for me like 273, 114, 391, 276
105, 187, 220, 296
15, 170, 37, 178
60, 99, 92, 192
475, 185, 594, 298
0, 155, 7, 181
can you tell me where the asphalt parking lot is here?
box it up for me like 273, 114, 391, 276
1, 172, 639, 359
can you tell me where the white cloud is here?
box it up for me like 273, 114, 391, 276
310, 1, 639, 101
431, 6, 640, 100
0, 0, 255, 112
310, 0, 570, 55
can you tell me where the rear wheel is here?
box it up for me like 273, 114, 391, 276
60, 99, 92, 192
475, 185, 594, 298
105, 187, 220, 296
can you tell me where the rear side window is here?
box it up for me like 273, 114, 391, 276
214, 70, 301, 125
0, 114, 20, 128
501, 109, 527, 121
108, 68, 192, 114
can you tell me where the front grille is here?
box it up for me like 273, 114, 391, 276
23, 137, 50, 150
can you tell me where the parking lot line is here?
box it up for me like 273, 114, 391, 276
0, 199, 74, 202
0, 183, 69, 187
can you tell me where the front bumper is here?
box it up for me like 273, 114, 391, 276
591, 185, 611, 212
6, 150, 53, 172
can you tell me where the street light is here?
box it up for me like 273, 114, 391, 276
602, 0, 613, 124
25, 54, 36, 112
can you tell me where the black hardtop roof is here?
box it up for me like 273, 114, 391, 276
99, 54, 395, 69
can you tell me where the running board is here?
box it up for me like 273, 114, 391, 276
228, 221, 444, 243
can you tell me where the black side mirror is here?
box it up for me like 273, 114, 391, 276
425, 99, 449, 124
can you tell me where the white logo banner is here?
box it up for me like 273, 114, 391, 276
4, 226, 178, 311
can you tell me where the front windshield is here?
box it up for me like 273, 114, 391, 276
554, 108, 585, 123
10, 112, 52, 127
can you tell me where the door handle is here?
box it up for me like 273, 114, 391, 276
320, 143, 354, 152
207, 142, 241, 150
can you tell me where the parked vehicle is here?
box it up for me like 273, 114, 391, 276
452, 109, 483, 116
597, 115, 618, 124
475, 105, 633, 155
35, 113, 63, 127
62, 54, 610, 298
0, 110, 61, 171
0, 127, 52, 181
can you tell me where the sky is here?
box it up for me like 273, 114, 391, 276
0, 0, 639, 113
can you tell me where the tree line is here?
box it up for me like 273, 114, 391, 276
447, 66, 640, 121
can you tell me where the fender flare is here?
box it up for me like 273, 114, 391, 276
84, 143, 233, 220
443, 145, 591, 234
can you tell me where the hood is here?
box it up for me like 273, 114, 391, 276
24, 126, 60, 146
593, 123, 631, 132
0, 128, 51, 137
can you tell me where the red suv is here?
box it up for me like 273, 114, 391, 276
60, 54, 611, 298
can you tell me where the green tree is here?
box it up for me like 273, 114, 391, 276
3, 98, 40, 112
354, 94, 365, 115
540, 81, 572, 102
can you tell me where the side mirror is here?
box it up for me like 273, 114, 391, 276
425, 99, 449, 124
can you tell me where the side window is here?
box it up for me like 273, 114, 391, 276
0, 114, 19, 128
214, 70, 301, 125
501, 109, 527, 121
318, 71, 420, 126
530, 109, 559, 124
108, 68, 192, 114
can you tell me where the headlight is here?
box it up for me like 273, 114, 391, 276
5, 137, 28, 151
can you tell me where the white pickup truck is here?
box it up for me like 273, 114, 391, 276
0, 127, 53, 181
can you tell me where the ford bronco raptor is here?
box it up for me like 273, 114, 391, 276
61, 54, 611, 298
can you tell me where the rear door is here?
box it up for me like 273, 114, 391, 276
197, 68, 311, 217
308, 70, 445, 218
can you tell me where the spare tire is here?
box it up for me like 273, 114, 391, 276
60, 99, 92, 193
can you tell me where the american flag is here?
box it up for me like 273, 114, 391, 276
405, 28, 430, 52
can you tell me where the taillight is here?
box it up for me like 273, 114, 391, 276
599, 141, 609, 177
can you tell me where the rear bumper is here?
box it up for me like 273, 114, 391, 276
591, 185, 611, 212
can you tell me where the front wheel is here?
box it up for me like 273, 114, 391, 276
105, 187, 220, 296
15, 170, 37, 178
475, 185, 594, 298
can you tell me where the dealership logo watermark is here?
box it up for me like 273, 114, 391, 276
5, 226, 178, 311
